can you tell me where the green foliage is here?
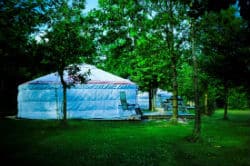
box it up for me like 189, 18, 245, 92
178, 62, 194, 101
39, 0, 96, 82
200, 83, 218, 114
228, 87, 250, 109
177, 61, 219, 115
42, 1, 93, 69
88, 0, 146, 78
93, 0, 190, 113
131, 33, 170, 92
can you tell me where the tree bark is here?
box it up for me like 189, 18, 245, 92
191, 21, 201, 141
62, 83, 67, 122
149, 88, 157, 111
223, 82, 229, 120
152, 88, 157, 111
192, 50, 201, 140
59, 71, 67, 123
172, 65, 178, 121
204, 86, 208, 115
169, 0, 178, 122
148, 89, 152, 111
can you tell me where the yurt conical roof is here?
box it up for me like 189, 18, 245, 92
21, 64, 134, 85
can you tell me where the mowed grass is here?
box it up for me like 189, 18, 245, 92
0, 109, 250, 166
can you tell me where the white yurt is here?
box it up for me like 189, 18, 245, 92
17, 64, 140, 120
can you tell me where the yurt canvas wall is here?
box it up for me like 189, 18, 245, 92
17, 64, 139, 120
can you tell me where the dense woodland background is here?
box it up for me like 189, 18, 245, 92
1, 0, 249, 119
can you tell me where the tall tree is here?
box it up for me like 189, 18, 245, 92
91, 0, 166, 111
42, 0, 95, 123
131, 32, 170, 111
200, 7, 246, 120
147, 0, 189, 121
93, 0, 188, 115
186, 0, 236, 141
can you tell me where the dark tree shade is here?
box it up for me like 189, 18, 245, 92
207, 0, 236, 11
239, 0, 250, 22
0, 0, 49, 115
188, 0, 236, 18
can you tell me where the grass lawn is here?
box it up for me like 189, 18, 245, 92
0, 109, 250, 166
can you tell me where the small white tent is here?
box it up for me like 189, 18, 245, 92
137, 89, 172, 110
18, 64, 140, 120
137, 89, 187, 112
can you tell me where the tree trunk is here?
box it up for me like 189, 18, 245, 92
62, 84, 67, 122
169, 0, 178, 123
149, 89, 153, 111
223, 83, 229, 120
59, 71, 67, 124
152, 88, 157, 111
204, 86, 208, 115
192, 50, 201, 140
191, 21, 201, 141
149, 88, 157, 111
172, 66, 178, 121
